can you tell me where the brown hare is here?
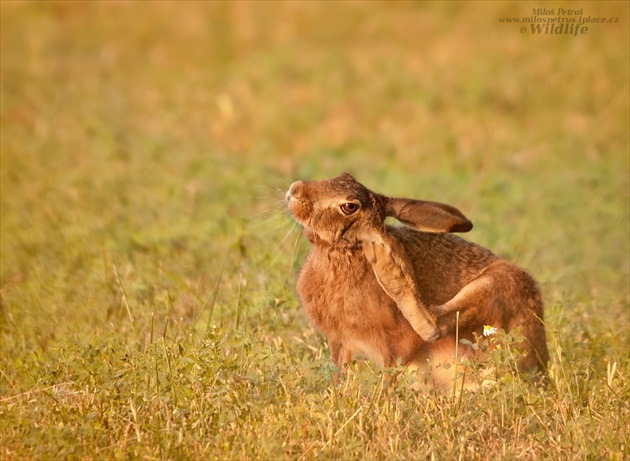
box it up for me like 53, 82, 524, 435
286, 173, 549, 388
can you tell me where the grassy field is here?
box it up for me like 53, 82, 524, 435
1, 1, 628, 459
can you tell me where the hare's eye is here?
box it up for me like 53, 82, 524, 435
340, 202, 359, 215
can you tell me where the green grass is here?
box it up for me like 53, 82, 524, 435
1, 1, 629, 459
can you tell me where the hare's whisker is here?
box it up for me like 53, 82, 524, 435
286, 222, 302, 282
247, 209, 287, 229
269, 221, 299, 265
255, 215, 294, 237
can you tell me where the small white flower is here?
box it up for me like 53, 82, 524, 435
483, 325, 498, 337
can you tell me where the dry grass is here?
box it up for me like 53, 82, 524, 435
1, 1, 629, 459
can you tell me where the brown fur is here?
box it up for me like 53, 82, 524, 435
286, 173, 549, 386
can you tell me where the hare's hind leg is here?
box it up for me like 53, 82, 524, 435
433, 261, 536, 332
432, 271, 500, 337
433, 261, 549, 377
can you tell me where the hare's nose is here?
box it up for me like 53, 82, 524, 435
286, 181, 305, 201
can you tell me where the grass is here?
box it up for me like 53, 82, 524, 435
1, 1, 629, 459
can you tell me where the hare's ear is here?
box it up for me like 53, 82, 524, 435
385, 198, 473, 233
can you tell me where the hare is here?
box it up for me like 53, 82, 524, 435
286, 173, 549, 387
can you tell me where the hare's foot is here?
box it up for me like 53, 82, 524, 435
436, 274, 494, 315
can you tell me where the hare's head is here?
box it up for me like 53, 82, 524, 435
286, 173, 472, 247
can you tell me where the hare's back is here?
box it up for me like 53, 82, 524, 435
388, 226, 497, 305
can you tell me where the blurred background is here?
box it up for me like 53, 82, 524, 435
1, 0, 628, 355
1, 2, 629, 458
